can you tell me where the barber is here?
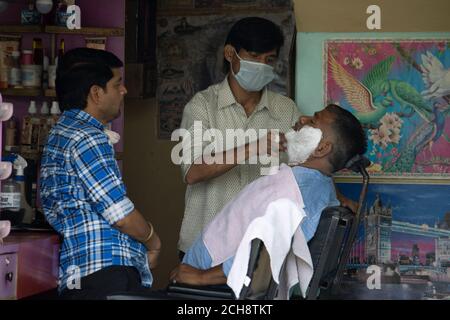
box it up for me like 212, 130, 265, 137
177, 17, 301, 258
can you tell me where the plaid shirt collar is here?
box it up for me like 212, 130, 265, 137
64, 109, 105, 131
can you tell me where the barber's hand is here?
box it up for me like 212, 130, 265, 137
279, 132, 287, 152
257, 131, 285, 157
170, 263, 205, 286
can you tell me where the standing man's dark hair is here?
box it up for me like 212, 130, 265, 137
55, 48, 124, 111
56, 63, 114, 111
57, 47, 123, 76
223, 17, 284, 73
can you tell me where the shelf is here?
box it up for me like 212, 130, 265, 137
0, 25, 44, 33
44, 89, 56, 97
0, 88, 57, 98
45, 25, 125, 36
0, 88, 41, 97
0, 25, 124, 37
157, 7, 289, 16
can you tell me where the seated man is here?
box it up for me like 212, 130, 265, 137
170, 104, 367, 292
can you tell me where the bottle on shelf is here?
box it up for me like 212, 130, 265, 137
21, 2, 41, 26
58, 39, 65, 59
40, 101, 50, 115
20, 100, 41, 152
55, 0, 69, 27
8, 51, 21, 88
30, 38, 44, 89
55, 38, 65, 67
50, 101, 61, 123
0, 166, 21, 225
4, 116, 18, 152
42, 55, 49, 90
13, 155, 34, 225
21, 50, 33, 66
32, 38, 44, 66
38, 101, 51, 151
22, 46, 42, 88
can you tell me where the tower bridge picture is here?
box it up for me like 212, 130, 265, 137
347, 194, 450, 275
335, 183, 450, 299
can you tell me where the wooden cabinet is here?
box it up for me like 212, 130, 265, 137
0, 252, 18, 300
0, 232, 60, 300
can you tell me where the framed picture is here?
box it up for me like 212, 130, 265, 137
193, 0, 292, 9
324, 39, 450, 183
336, 182, 450, 300
156, 12, 295, 139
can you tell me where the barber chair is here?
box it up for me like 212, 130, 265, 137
107, 155, 370, 300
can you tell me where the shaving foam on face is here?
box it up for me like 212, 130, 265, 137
285, 125, 322, 164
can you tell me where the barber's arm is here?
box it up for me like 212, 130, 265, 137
114, 209, 161, 268
185, 131, 285, 185
180, 96, 285, 185
169, 263, 227, 286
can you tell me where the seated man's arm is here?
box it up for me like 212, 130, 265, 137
170, 264, 227, 286
334, 183, 358, 213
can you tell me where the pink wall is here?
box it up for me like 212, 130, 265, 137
0, 0, 125, 152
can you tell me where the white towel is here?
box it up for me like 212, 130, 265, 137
204, 164, 304, 265
0, 220, 11, 245
104, 129, 120, 145
227, 198, 314, 300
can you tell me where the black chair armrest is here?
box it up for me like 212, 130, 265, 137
107, 290, 172, 300
166, 283, 235, 300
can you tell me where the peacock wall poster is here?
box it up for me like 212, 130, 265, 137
325, 40, 450, 180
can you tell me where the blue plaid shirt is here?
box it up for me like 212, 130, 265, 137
40, 109, 152, 292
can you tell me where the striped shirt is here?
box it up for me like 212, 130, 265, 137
178, 77, 301, 252
40, 109, 152, 292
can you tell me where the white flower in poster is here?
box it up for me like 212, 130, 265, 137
343, 56, 351, 65
389, 127, 401, 145
369, 124, 391, 149
380, 113, 403, 131
352, 57, 364, 70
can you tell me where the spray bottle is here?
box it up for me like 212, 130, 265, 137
0, 155, 21, 224
13, 155, 34, 224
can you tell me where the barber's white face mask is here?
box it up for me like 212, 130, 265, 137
231, 49, 276, 92
285, 125, 323, 165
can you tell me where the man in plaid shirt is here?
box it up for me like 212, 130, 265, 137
40, 48, 161, 300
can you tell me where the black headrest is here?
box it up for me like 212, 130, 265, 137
344, 154, 371, 173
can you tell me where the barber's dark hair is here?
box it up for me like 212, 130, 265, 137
223, 17, 284, 73
57, 47, 123, 78
56, 63, 114, 111
326, 104, 367, 172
